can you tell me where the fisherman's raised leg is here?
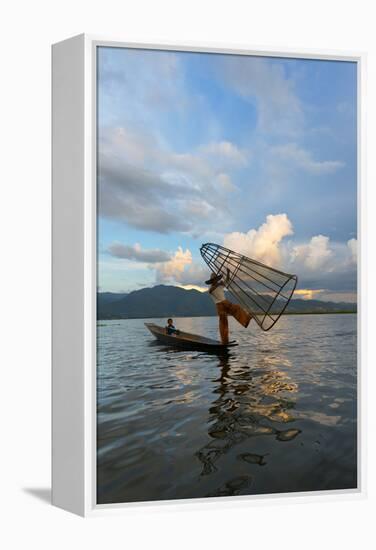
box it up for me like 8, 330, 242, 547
224, 300, 252, 328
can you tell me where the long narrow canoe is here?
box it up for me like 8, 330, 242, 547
145, 323, 237, 352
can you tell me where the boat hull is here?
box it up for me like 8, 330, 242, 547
144, 323, 237, 352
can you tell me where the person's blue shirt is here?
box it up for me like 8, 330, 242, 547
166, 320, 179, 335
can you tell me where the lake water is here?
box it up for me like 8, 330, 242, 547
97, 314, 357, 504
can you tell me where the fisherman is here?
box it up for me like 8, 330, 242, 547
165, 318, 180, 336
206, 268, 252, 344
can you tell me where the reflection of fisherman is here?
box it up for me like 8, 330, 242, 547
206, 269, 252, 344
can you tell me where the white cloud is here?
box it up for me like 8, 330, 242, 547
221, 215, 357, 300
153, 246, 210, 287
272, 143, 345, 175
117, 216, 357, 300
154, 247, 192, 283
292, 235, 332, 270
223, 213, 294, 267
177, 263, 210, 286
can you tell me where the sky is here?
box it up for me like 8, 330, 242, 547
97, 46, 357, 302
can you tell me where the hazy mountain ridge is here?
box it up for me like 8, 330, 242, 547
97, 292, 128, 308
97, 285, 356, 320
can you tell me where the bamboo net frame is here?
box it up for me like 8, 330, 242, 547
200, 242, 298, 331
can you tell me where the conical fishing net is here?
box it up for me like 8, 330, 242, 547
200, 242, 298, 331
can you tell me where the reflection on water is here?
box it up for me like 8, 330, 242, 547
97, 314, 357, 504
196, 353, 299, 490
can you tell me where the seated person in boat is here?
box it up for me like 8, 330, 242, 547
206, 269, 252, 345
165, 318, 180, 335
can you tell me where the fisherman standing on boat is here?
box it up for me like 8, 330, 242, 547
206, 269, 252, 344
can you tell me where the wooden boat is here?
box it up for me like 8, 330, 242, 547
145, 322, 238, 352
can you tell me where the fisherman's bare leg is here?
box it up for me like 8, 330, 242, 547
219, 314, 229, 344
216, 303, 229, 344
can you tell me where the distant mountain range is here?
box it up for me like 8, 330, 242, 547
98, 292, 128, 308
97, 285, 356, 320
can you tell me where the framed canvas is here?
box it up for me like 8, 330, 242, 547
52, 34, 366, 516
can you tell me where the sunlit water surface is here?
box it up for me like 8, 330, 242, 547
97, 314, 357, 504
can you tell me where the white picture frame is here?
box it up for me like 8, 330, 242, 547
52, 33, 366, 517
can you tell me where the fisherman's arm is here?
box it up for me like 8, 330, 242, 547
225, 268, 231, 287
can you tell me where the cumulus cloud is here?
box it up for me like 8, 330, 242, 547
175, 263, 210, 287
107, 218, 357, 301
291, 236, 357, 277
223, 213, 293, 267
141, 216, 358, 299
272, 143, 345, 175
292, 235, 332, 270
108, 242, 171, 263
288, 235, 357, 300
154, 247, 193, 283
153, 246, 209, 288
221, 214, 357, 300
105, 241, 210, 289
